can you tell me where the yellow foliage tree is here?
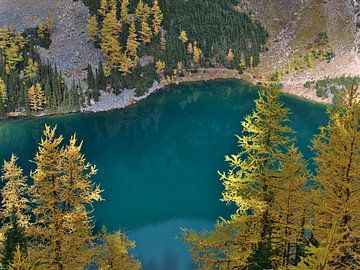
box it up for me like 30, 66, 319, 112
0, 25, 11, 50
37, 22, 47, 40
0, 77, 7, 104
5, 42, 23, 74
155, 59, 165, 75
126, 20, 139, 58
86, 15, 99, 42
226, 48, 234, 62
9, 245, 36, 270
29, 126, 103, 269
27, 83, 46, 112
95, 229, 141, 270
120, 0, 130, 23
300, 86, 360, 269
151, 0, 163, 36
138, 3, 152, 44
24, 59, 39, 81
98, 0, 108, 17
47, 11, 54, 32
178, 30, 188, 43
187, 42, 193, 55
1, 155, 30, 227
119, 54, 133, 74
193, 45, 201, 65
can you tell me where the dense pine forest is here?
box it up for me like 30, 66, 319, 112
83, 0, 267, 96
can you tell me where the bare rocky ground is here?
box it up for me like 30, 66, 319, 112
241, 0, 360, 103
0, 0, 102, 86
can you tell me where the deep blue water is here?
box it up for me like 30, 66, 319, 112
0, 80, 328, 269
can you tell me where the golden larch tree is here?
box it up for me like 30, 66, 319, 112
29, 126, 102, 269
151, 0, 163, 36
155, 59, 165, 75
1, 155, 30, 227
0, 77, 7, 104
299, 86, 360, 269
86, 15, 99, 42
95, 229, 141, 270
139, 3, 152, 44
27, 83, 46, 112
24, 59, 39, 81
226, 49, 234, 62
193, 45, 201, 65
178, 30, 188, 43
126, 20, 139, 58
4, 42, 23, 74
98, 0, 108, 17
120, 0, 130, 23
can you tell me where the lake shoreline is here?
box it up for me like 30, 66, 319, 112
1, 69, 330, 122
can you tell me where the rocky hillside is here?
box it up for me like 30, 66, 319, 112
0, 0, 102, 86
239, 0, 360, 102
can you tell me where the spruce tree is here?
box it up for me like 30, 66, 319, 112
2, 210, 28, 270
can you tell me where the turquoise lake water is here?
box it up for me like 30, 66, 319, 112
0, 80, 328, 269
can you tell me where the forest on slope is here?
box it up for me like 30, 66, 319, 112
82, 0, 267, 98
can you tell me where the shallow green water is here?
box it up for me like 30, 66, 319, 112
0, 80, 328, 269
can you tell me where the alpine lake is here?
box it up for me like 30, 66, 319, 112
0, 80, 328, 270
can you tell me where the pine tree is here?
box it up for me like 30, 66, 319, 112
2, 210, 28, 270
24, 59, 39, 82
87, 64, 95, 90
300, 86, 360, 269
86, 15, 99, 42
95, 229, 141, 270
178, 30, 188, 43
0, 77, 7, 106
126, 20, 139, 58
29, 126, 102, 269
151, 0, 163, 36
159, 34, 166, 51
1, 155, 30, 227
4, 42, 23, 74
